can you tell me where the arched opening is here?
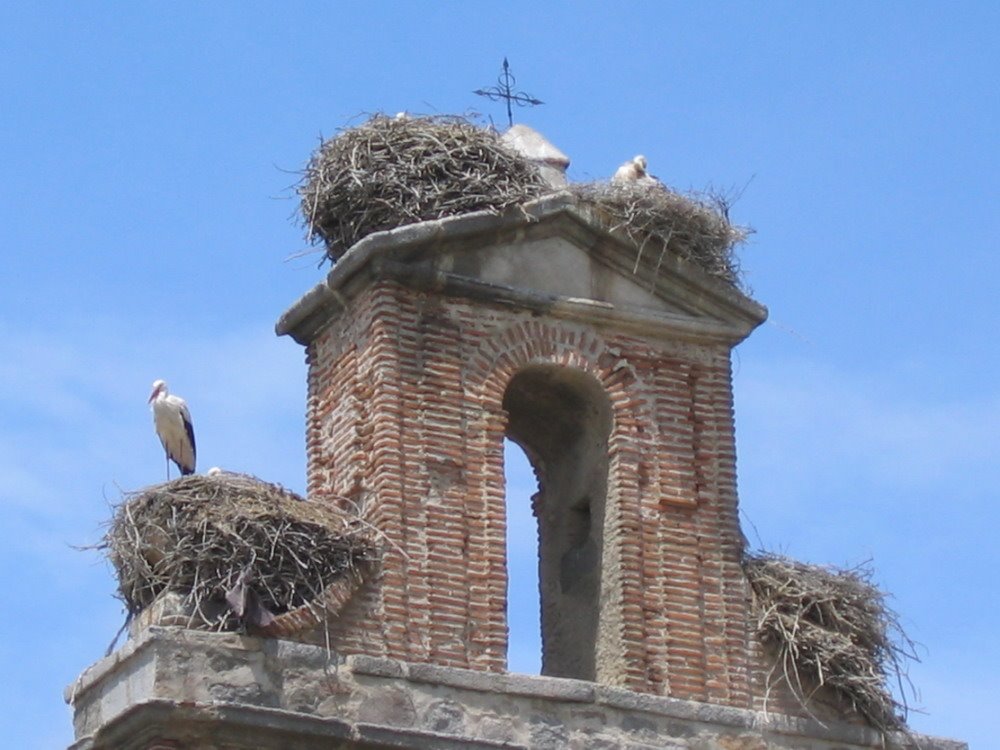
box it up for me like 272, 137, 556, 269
503, 365, 613, 681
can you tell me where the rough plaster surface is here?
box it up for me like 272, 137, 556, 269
67, 629, 966, 750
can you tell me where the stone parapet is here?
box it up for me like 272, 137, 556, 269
67, 628, 966, 750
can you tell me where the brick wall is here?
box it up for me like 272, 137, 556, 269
303, 278, 757, 707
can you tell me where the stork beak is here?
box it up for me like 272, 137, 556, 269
148, 385, 160, 403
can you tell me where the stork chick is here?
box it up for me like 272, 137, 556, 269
612, 154, 649, 184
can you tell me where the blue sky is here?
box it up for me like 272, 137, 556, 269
1, 3, 996, 747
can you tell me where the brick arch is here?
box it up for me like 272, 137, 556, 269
466, 319, 636, 404
463, 318, 651, 686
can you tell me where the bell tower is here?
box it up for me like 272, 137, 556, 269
276, 186, 766, 702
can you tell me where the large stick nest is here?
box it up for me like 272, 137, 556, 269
744, 553, 918, 733
104, 474, 374, 631
570, 181, 748, 285
299, 114, 750, 287
299, 114, 550, 262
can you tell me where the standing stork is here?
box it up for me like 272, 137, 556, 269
148, 379, 196, 478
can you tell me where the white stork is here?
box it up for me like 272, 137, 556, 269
148, 379, 196, 478
612, 154, 649, 184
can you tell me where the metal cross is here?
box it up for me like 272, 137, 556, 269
473, 57, 543, 128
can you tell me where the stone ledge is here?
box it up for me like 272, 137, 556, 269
276, 193, 767, 346
405, 661, 595, 703
347, 652, 407, 679
65, 626, 261, 705
70, 699, 357, 750
68, 629, 967, 750
74, 699, 529, 750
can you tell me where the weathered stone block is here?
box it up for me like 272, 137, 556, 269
67, 630, 966, 749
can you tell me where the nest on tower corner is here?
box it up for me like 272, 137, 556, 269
744, 552, 918, 734
103, 473, 375, 633
570, 181, 749, 287
299, 114, 550, 262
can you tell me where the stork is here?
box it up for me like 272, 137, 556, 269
148, 379, 196, 478
612, 154, 649, 184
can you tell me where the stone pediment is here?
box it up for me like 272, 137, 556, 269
277, 194, 767, 345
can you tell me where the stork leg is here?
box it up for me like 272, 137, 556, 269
165, 451, 171, 481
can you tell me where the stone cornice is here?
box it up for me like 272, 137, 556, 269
276, 194, 767, 346
67, 628, 966, 750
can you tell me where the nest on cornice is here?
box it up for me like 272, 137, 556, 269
298, 114, 749, 287
744, 552, 918, 733
570, 181, 748, 286
103, 473, 375, 632
299, 114, 549, 262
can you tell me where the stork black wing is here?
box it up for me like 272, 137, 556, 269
181, 412, 196, 475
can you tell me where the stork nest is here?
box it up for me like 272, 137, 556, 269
104, 474, 375, 631
570, 181, 748, 285
299, 114, 549, 261
744, 553, 917, 733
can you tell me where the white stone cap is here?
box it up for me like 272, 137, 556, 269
501, 124, 570, 187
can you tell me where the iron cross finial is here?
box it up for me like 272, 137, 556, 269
473, 57, 543, 128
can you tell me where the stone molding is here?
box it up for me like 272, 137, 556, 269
276, 195, 767, 346
67, 629, 966, 750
